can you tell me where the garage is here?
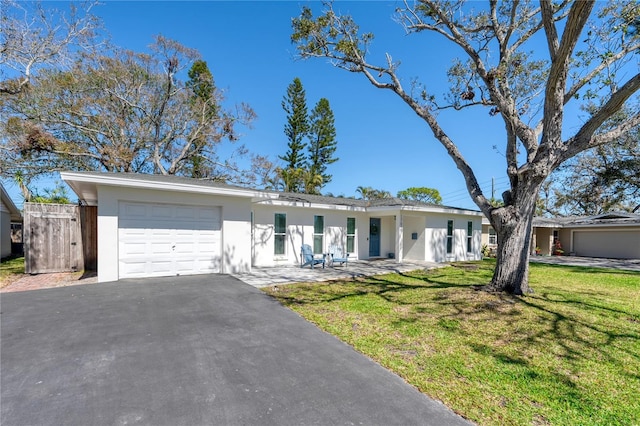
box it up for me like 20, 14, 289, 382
118, 201, 222, 278
573, 229, 640, 259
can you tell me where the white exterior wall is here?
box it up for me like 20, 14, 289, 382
97, 185, 252, 282
425, 213, 482, 262
380, 216, 396, 258
402, 215, 426, 261
252, 203, 368, 267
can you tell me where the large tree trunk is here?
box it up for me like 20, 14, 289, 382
485, 185, 540, 295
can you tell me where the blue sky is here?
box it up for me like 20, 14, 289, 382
4, 0, 538, 209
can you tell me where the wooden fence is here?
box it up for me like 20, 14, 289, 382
24, 203, 97, 274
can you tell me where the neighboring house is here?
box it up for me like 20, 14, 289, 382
61, 172, 483, 283
1, 183, 23, 259
482, 213, 640, 259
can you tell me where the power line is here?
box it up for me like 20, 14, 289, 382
441, 177, 510, 204
440, 176, 509, 198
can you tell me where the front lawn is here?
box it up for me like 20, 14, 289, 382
0, 256, 25, 288
264, 260, 640, 425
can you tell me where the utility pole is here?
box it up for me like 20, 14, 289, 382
491, 177, 495, 200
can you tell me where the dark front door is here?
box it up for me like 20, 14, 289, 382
369, 218, 381, 257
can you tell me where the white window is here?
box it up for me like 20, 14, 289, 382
446, 220, 454, 254
347, 217, 356, 254
488, 227, 496, 245
467, 221, 473, 253
274, 213, 286, 255
313, 215, 324, 254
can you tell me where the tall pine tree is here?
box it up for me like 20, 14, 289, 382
186, 60, 216, 178
279, 77, 308, 192
307, 98, 338, 194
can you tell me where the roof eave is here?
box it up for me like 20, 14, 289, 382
60, 171, 272, 204
1, 184, 22, 220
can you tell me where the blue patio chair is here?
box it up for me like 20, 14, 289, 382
328, 244, 348, 267
300, 244, 325, 269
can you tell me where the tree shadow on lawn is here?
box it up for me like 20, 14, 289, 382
529, 262, 640, 277
269, 270, 475, 307
515, 295, 640, 363
269, 266, 639, 372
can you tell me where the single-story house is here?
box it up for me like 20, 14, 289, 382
482, 212, 640, 259
1, 183, 22, 259
61, 172, 483, 283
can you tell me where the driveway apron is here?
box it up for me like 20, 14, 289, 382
1, 275, 470, 426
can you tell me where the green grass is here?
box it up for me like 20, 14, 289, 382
0, 256, 25, 288
264, 260, 640, 425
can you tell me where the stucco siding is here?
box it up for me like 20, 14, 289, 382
535, 228, 555, 256
379, 216, 396, 258
97, 185, 252, 282
252, 204, 368, 267
425, 214, 481, 262
402, 215, 426, 261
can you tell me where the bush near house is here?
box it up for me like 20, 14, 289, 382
264, 260, 640, 425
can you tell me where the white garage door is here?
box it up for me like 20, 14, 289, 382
118, 202, 221, 279
573, 230, 640, 259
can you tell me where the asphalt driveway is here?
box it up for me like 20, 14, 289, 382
1, 275, 470, 426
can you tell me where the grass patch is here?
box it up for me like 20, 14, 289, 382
264, 260, 640, 425
0, 256, 25, 288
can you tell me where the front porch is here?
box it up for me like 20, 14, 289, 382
233, 259, 442, 288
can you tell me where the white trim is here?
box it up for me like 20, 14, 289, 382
61, 172, 274, 201
255, 199, 368, 212
369, 205, 483, 216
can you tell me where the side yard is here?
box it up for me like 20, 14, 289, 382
1, 257, 97, 292
0, 256, 25, 289
264, 260, 640, 425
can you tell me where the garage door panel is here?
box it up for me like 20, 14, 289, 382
151, 242, 172, 255
174, 243, 195, 254
118, 202, 222, 279
150, 261, 173, 273
120, 242, 146, 256
198, 243, 218, 254
119, 262, 146, 277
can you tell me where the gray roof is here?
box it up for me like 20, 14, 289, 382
270, 192, 368, 208
62, 171, 480, 213
270, 192, 475, 212
532, 212, 640, 228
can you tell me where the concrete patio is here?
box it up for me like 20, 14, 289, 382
232, 259, 442, 287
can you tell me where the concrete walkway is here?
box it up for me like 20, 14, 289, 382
529, 256, 640, 271
232, 259, 442, 287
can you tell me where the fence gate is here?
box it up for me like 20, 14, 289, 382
24, 203, 97, 274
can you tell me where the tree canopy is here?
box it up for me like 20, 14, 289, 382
356, 186, 392, 200
397, 187, 442, 204
307, 97, 338, 194
277, 77, 339, 194
0, 0, 102, 95
1, 34, 255, 184
541, 105, 640, 215
292, 0, 640, 294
